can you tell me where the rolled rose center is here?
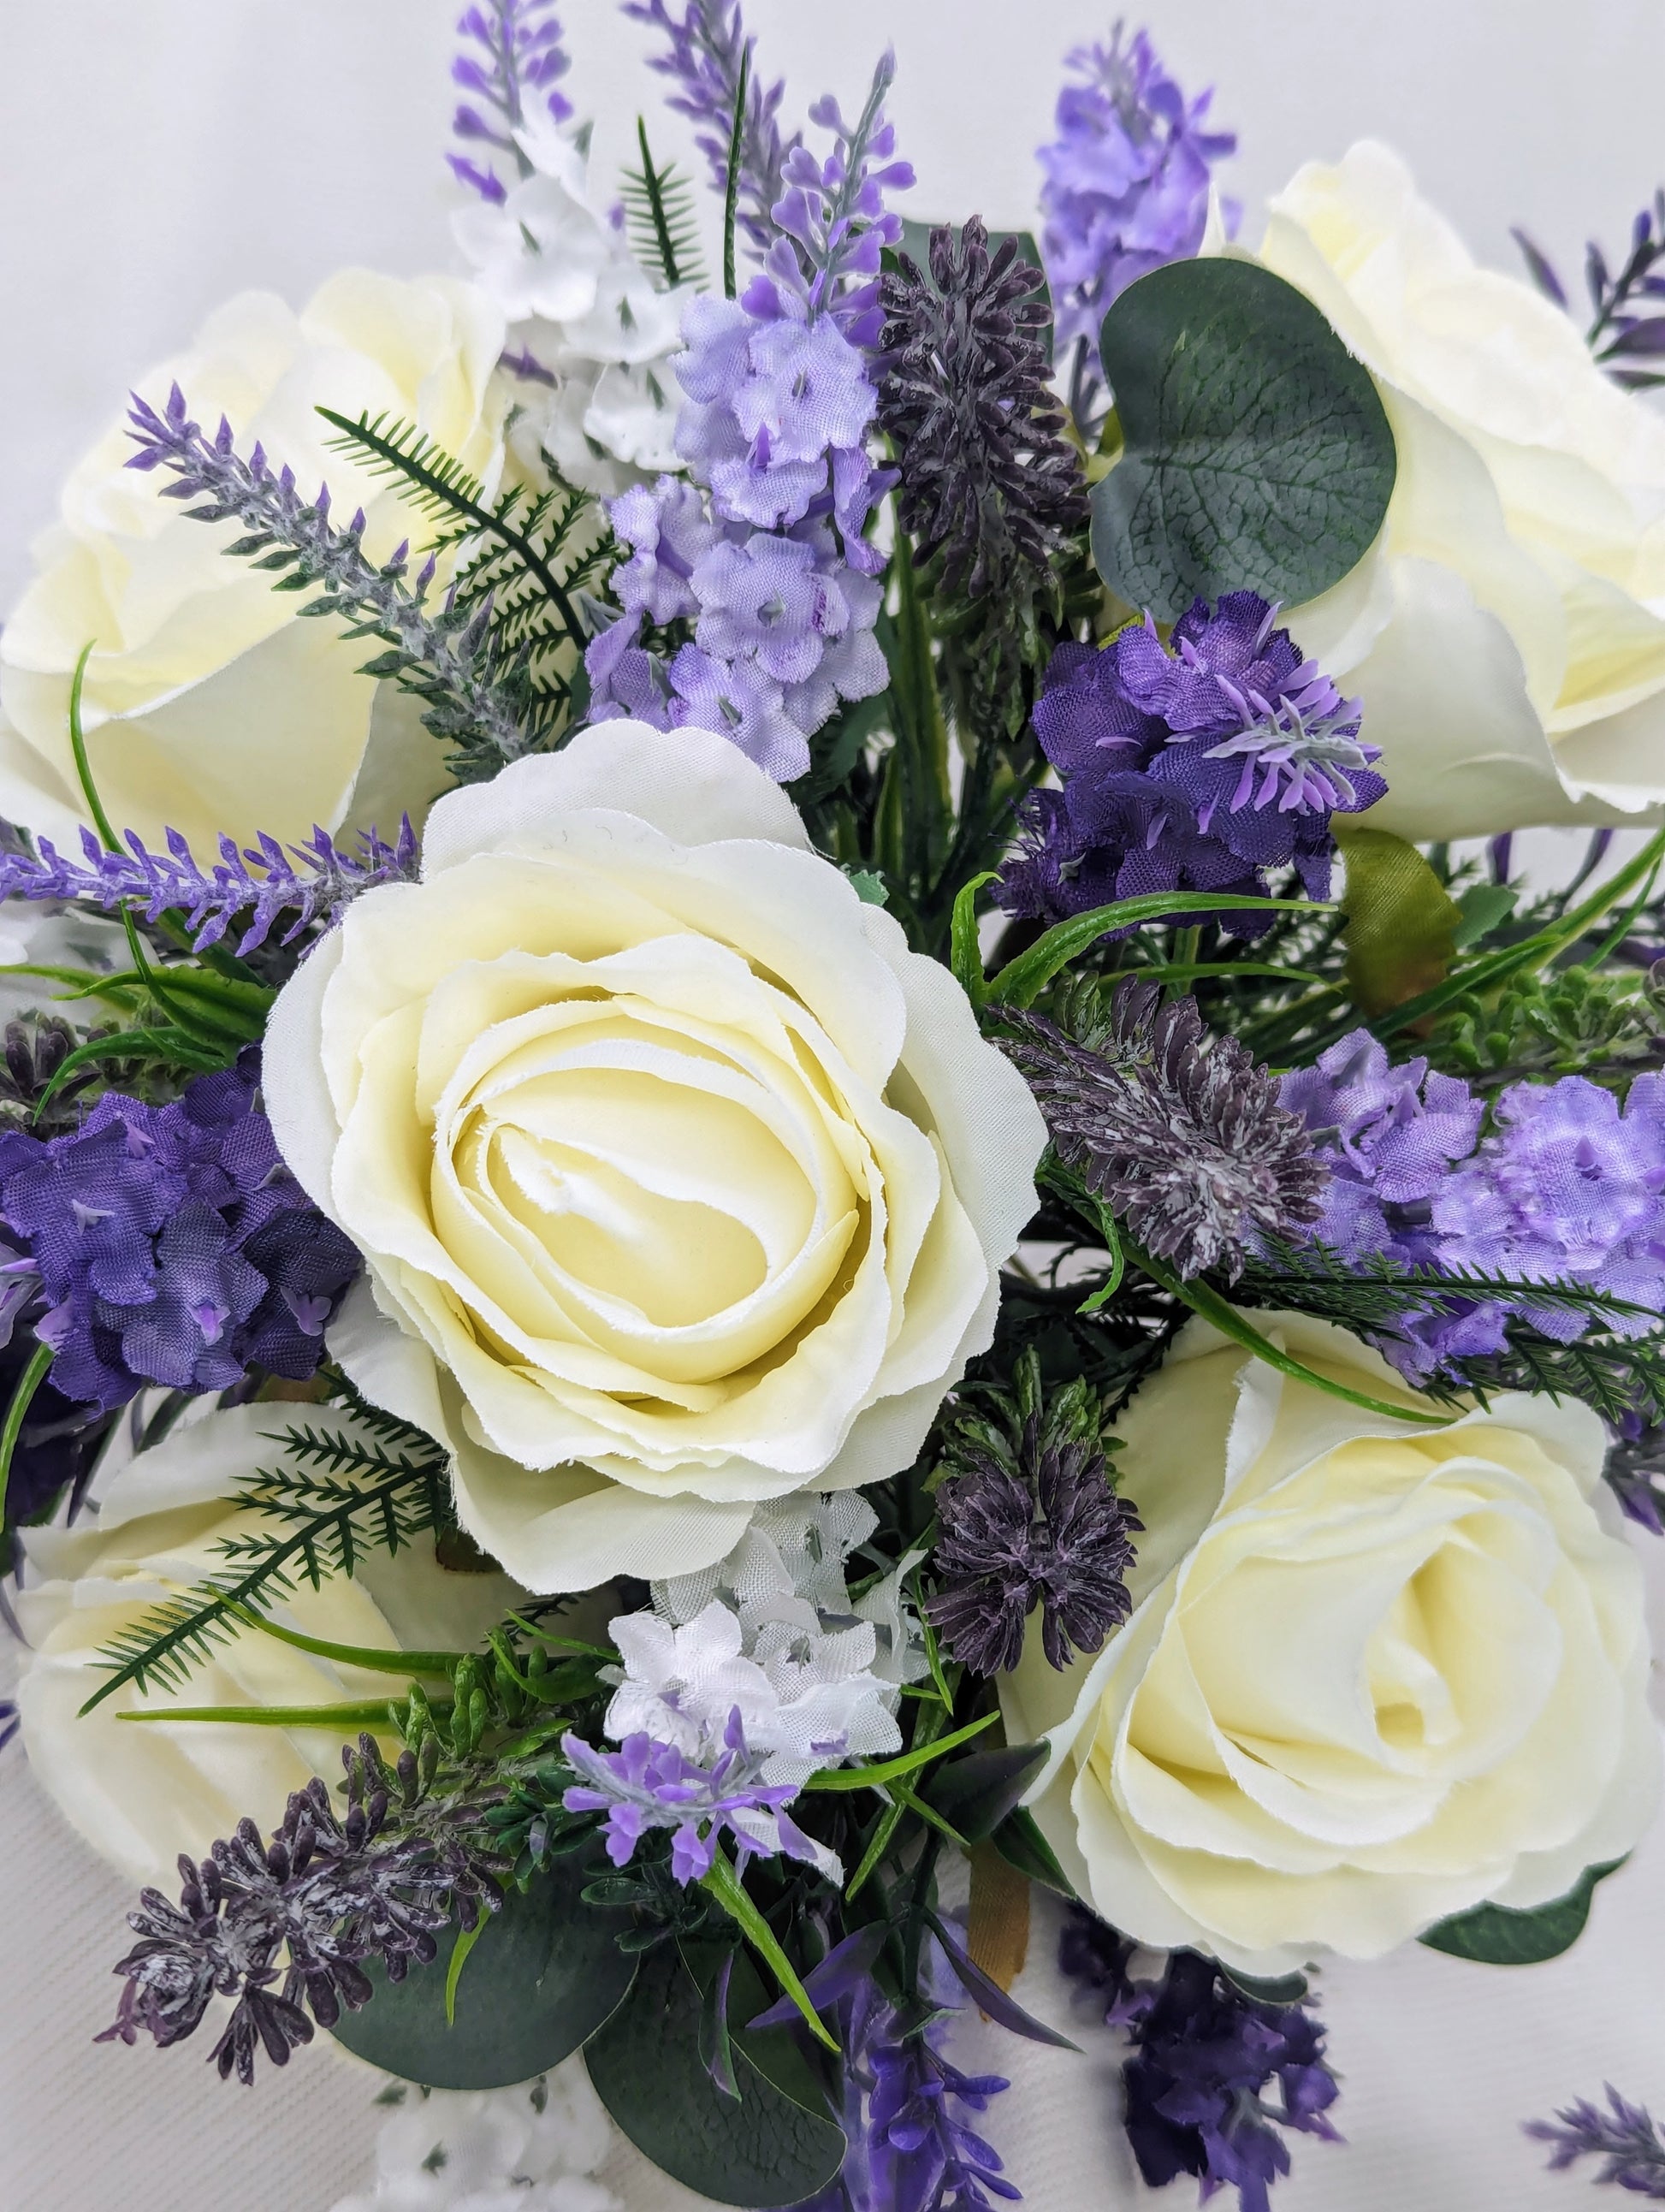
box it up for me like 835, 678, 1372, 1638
419, 951, 872, 1391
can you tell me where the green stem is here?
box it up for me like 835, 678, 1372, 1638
226, 1604, 459, 1679
68, 641, 120, 852
116, 1697, 422, 1728
721, 43, 749, 299
800, 1711, 997, 1791
0, 1343, 53, 1511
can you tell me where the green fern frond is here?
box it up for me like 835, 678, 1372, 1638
621, 118, 706, 290
1452, 1326, 1665, 1426
80, 1412, 453, 1716
1241, 1239, 1665, 1336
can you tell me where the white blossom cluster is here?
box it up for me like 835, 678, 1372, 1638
454, 114, 689, 497
329, 2064, 619, 2212
604, 1494, 929, 1785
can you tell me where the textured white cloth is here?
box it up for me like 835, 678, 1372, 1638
8, 2, 1665, 2207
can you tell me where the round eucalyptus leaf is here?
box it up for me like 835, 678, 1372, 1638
584, 1942, 845, 2209
1091, 257, 1395, 620
329, 1852, 635, 2090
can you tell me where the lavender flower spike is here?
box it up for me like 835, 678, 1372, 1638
623, 1, 799, 257
1527, 2085, 1665, 2197
449, 1, 573, 203
0, 817, 418, 959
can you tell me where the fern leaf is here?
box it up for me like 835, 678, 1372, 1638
81, 1410, 453, 1716
622, 118, 706, 290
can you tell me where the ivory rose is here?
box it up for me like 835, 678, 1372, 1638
0, 269, 507, 856
1263, 142, 1665, 839
263, 721, 1046, 1595
15, 1403, 518, 1888
1005, 1312, 1659, 1972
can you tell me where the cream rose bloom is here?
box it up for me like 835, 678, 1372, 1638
1262, 143, 1665, 839
15, 1403, 518, 1888
1004, 1313, 1660, 1972
0, 269, 507, 856
263, 721, 1046, 1596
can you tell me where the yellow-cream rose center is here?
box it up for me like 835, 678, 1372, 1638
1111, 1437, 1567, 1850
413, 947, 875, 1392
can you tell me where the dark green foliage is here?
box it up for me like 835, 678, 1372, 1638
1450, 1325, 1665, 1427
623, 118, 706, 289
318, 407, 612, 770
1419, 1859, 1626, 1966
1240, 1237, 1662, 1341
80, 1403, 453, 1714
1090, 258, 1397, 620
584, 1941, 845, 2209
329, 1847, 637, 2089
931, 1343, 1124, 1493
1429, 962, 1665, 1090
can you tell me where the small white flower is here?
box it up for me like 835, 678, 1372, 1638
603, 1602, 777, 1755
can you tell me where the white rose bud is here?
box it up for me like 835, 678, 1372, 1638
1005, 1312, 1660, 1972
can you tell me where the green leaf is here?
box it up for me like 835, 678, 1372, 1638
990, 1806, 1076, 1900
921, 1742, 1048, 1846
845, 868, 890, 907
949, 870, 998, 1007
329, 1853, 636, 2087
1419, 1859, 1626, 1966
1091, 258, 1396, 620
584, 1941, 845, 2209
799, 1710, 998, 1791
987, 892, 1330, 1010
1453, 881, 1519, 951
1219, 1965, 1310, 2006
701, 1847, 839, 2051
1337, 824, 1462, 1017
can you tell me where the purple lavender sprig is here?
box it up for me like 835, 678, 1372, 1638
125, 386, 535, 780
1515, 190, 1665, 389
745, 51, 915, 343
99, 1741, 503, 2085
624, 1, 799, 258
0, 818, 417, 960
449, 1, 572, 203
1527, 2087, 1665, 2197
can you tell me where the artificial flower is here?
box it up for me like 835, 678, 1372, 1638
1265, 142, 1665, 838
1006, 1311, 1660, 1972
263, 719, 1044, 1594
15, 1402, 519, 1888
0, 270, 507, 855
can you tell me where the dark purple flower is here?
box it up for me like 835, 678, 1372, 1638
1000, 597, 1383, 939
1039, 29, 1236, 398
99, 1740, 502, 2084
1061, 1912, 1340, 2212
879, 218, 1087, 613
1527, 2084, 1665, 2196
0, 1049, 358, 1414
927, 1423, 1141, 1675
1004, 980, 1328, 1280
447, 1, 572, 203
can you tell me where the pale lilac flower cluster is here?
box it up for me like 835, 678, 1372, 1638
560, 1710, 840, 1884
1038, 27, 1235, 408
1283, 1034, 1665, 1379
584, 56, 910, 777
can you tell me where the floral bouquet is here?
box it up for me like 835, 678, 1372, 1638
10, 5, 1665, 2209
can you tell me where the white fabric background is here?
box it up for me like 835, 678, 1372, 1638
5, 2, 1665, 2208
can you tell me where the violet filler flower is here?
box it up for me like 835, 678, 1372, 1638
999, 596, 1384, 936
448, 0, 573, 202
0, 1049, 359, 1413
1282, 1036, 1665, 1382
1038, 26, 1235, 424
1060, 1911, 1340, 2212
561, 1709, 841, 1883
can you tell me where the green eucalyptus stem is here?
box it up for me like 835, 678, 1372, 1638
0, 1343, 53, 1514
